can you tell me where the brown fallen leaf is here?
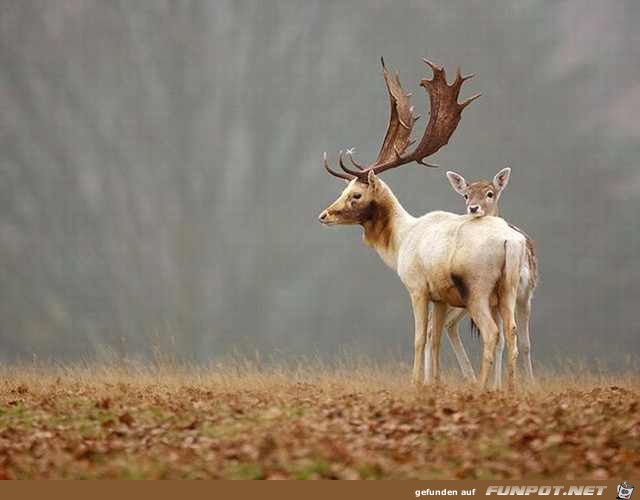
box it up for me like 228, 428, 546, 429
96, 398, 111, 410
118, 412, 135, 427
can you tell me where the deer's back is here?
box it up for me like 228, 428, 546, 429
397, 212, 524, 303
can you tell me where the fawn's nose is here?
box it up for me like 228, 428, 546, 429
318, 211, 328, 222
469, 205, 479, 214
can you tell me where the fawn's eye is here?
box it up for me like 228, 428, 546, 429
463, 194, 468, 200
352, 193, 362, 200
487, 192, 494, 198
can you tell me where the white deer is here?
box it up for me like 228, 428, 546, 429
318, 58, 527, 389
434, 168, 538, 385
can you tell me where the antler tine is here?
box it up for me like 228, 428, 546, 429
452, 69, 476, 93
460, 92, 482, 109
347, 151, 366, 170
416, 159, 440, 168
324, 152, 354, 181
423, 58, 449, 85
338, 150, 364, 177
422, 58, 442, 74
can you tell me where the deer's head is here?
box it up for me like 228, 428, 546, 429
319, 57, 479, 226
318, 171, 386, 226
446, 167, 511, 218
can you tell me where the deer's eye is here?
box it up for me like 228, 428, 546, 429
352, 193, 362, 200
487, 192, 494, 198
463, 194, 468, 200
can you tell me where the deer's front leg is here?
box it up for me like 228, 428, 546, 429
410, 291, 429, 386
424, 307, 433, 384
429, 302, 448, 384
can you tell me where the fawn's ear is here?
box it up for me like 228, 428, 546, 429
493, 167, 511, 193
446, 171, 468, 196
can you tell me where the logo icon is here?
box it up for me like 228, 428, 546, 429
617, 482, 634, 500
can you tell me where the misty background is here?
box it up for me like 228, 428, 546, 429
0, 1, 638, 367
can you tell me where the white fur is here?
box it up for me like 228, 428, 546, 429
366, 182, 525, 388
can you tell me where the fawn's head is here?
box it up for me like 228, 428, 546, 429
446, 167, 511, 217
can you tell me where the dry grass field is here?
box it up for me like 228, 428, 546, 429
0, 359, 638, 479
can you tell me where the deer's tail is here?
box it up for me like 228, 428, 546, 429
502, 239, 525, 313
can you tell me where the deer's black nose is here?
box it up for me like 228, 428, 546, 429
318, 211, 328, 221
469, 205, 479, 214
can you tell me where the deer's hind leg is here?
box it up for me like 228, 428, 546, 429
516, 295, 533, 381
492, 307, 505, 390
500, 240, 523, 391
466, 298, 500, 390
498, 303, 517, 391
444, 307, 476, 382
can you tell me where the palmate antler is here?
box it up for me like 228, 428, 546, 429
324, 57, 480, 182
375, 57, 417, 167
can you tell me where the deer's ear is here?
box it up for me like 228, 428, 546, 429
446, 171, 467, 196
367, 170, 380, 190
493, 167, 511, 192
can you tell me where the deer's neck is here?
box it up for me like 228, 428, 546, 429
362, 188, 415, 271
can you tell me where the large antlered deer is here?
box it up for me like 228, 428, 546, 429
440, 168, 538, 384
318, 58, 527, 389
